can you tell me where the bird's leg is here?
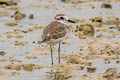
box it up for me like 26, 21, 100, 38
50, 44, 53, 65
58, 42, 61, 64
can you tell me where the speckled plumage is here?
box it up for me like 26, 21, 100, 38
39, 14, 75, 65
41, 21, 67, 43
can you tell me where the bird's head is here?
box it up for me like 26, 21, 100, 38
54, 14, 76, 24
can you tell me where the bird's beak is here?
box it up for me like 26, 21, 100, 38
67, 19, 76, 23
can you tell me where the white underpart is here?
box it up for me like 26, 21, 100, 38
47, 37, 65, 44
47, 33, 50, 36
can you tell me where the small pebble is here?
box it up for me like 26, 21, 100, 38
101, 3, 112, 9
29, 14, 34, 19
0, 51, 6, 56
87, 67, 96, 73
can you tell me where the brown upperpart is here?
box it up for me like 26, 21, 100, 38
41, 21, 67, 43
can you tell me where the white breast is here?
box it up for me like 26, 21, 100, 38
47, 36, 66, 45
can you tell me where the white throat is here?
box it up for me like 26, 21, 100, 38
55, 20, 69, 26
58, 20, 64, 24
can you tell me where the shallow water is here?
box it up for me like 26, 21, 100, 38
0, 0, 120, 80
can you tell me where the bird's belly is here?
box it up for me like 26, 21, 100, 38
47, 37, 65, 44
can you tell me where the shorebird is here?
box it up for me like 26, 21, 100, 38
39, 14, 75, 65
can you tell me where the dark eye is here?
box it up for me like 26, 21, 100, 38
60, 17, 64, 19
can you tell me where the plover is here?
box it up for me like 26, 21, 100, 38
39, 14, 75, 65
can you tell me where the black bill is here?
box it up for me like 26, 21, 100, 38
67, 19, 76, 23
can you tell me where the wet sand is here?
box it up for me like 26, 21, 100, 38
0, 0, 120, 80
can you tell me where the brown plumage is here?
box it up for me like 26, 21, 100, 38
41, 21, 67, 43
39, 14, 75, 65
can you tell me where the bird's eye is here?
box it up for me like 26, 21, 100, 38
60, 17, 64, 19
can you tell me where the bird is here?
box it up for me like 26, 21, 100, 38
39, 14, 75, 65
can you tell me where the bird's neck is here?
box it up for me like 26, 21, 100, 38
53, 20, 64, 23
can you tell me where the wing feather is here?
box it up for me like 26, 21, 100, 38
41, 21, 67, 42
